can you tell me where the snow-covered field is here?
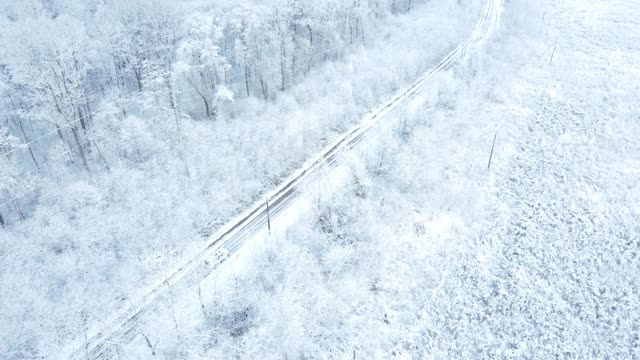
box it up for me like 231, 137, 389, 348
110, 0, 640, 358
2, 0, 639, 358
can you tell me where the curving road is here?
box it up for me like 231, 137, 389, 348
67, 0, 502, 358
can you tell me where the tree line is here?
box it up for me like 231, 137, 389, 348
0, 0, 420, 226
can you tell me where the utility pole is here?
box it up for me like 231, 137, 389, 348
488, 133, 497, 170
266, 199, 271, 234
550, 38, 558, 65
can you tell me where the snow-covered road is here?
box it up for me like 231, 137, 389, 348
67, 0, 503, 358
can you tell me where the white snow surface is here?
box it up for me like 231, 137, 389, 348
115, 0, 640, 358
3, 0, 640, 358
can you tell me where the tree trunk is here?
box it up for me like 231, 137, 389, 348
55, 123, 66, 143
253, 36, 269, 100
260, 75, 268, 101
349, 16, 354, 44
307, 25, 314, 74
244, 64, 251, 97
280, 39, 287, 92
132, 65, 143, 91
15, 119, 40, 170
202, 96, 211, 119
292, 24, 298, 80
93, 140, 111, 172
241, 24, 251, 97
84, 97, 94, 129
57, 125, 76, 156
13, 200, 25, 221
77, 106, 88, 133
71, 125, 90, 173
166, 72, 191, 179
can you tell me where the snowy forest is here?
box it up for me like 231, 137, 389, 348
0, 0, 482, 357
0, 0, 422, 225
3, 0, 640, 358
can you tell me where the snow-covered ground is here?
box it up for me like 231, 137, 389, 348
3, 0, 639, 357
112, 0, 640, 358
